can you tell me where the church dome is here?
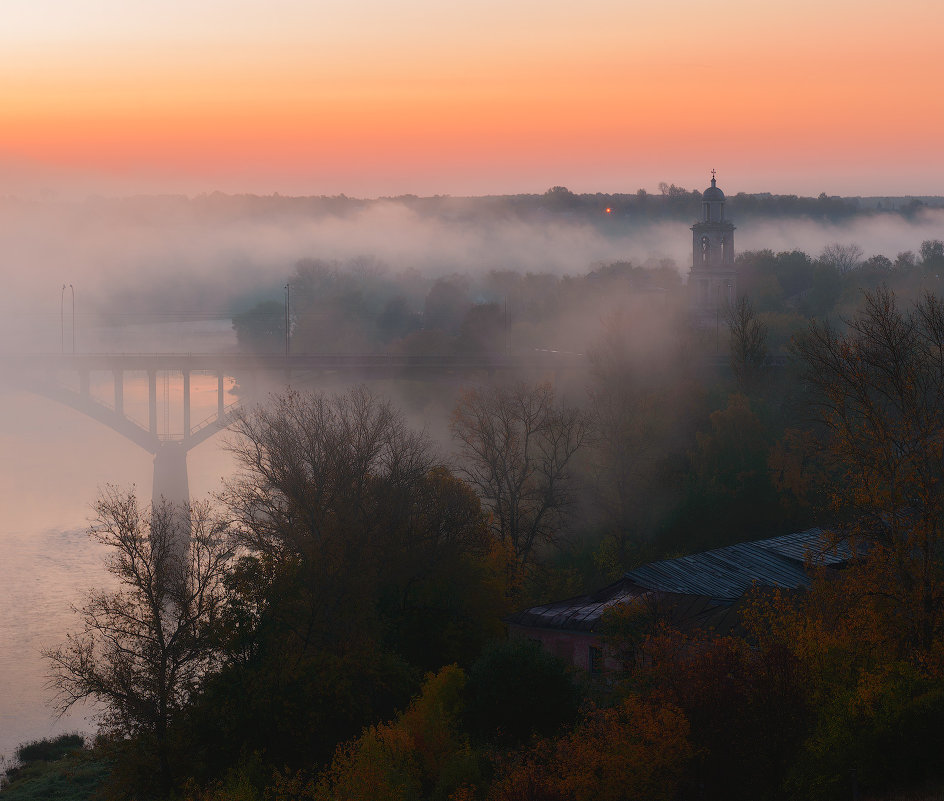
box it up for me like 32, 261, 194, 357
703, 176, 724, 200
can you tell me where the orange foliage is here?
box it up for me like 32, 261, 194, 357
312, 665, 479, 801
488, 696, 691, 801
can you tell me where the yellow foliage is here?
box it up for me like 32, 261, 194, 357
488, 696, 691, 801
312, 665, 478, 801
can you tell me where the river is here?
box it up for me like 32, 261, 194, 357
0, 320, 239, 764
0, 318, 461, 765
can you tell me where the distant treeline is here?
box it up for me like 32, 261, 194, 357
51, 184, 944, 228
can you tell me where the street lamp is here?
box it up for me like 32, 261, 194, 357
284, 283, 291, 356
60, 283, 74, 354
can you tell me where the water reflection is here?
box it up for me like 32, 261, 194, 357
0, 321, 240, 762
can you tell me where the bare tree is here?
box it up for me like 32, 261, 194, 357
219, 386, 494, 668
44, 488, 233, 790
819, 242, 863, 275
222, 386, 436, 561
726, 295, 769, 392
450, 382, 590, 578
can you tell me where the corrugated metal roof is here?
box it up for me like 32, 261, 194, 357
505, 577, 648, 632
508, 528, 853, 631
625, 528, 849, 601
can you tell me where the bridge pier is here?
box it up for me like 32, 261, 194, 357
113, 369, 123, 415
152, 441, 190, 507
152, 441, 191, 548
217, 372, 224, 420
183, 370, 191, 440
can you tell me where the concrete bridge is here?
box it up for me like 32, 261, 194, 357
3, 349, 583, 508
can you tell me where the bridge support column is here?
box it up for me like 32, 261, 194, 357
148, 370, 157, 435
217, 372, 224, 420
113, 370, 123, 415
152, 442, 191, 552
183, 370, 191, 440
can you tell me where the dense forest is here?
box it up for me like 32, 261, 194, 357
6, 213, 944, 800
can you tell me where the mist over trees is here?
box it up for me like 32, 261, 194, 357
10, 186, 943, 344
30, 207, 944, 800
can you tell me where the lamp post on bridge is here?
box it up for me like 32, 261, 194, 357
284, 282, 291, 356
60, 283, 74, 354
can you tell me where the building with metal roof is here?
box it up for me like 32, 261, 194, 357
507, 527, 852, 673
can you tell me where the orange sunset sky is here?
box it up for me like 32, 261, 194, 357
2, 0, 943, 198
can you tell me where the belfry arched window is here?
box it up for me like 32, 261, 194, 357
701, 235, 710, 264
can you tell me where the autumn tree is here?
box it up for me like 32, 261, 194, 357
793, 287, 944, 658
308, 665, 479, 801
450, 382, 590, 581
44, 489, 233, 791
194, 387, 505, 775
487, 696, 691, 801
725, 295, 769, 393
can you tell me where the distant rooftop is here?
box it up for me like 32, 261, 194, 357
508, 528, 851, 633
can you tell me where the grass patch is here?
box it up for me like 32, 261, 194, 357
2, 735, 109, 800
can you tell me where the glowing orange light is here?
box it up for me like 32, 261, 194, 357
605, 207, 612, 213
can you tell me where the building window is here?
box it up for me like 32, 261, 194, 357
589, 645, 603, 675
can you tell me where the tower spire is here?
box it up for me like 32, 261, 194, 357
690, 173, 736, 313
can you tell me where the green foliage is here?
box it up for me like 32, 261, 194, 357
232, 300, 285, 353
662, 394, 784, 554
14, 734, 85, 765
801, 263, 844, 318
2, 737, 108, 801
466, 639, 581, 746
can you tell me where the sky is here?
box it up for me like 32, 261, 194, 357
2, 0, 943, 198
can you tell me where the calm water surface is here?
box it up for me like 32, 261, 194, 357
0, 320, 238, 764
0, 320, 446, 764
0, 526, 110, 762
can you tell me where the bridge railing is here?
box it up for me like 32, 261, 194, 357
188, 401, 241, 440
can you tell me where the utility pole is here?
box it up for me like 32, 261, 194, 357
60, 284, 74, 354
284, 283, 291, 356
69, 284, 74, 353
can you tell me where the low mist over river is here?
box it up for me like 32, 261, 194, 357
0, 322, 239, 762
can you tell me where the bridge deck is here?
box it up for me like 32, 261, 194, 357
1, 350, 582, 373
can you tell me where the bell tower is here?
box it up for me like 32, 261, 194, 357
690, 170, 736, 311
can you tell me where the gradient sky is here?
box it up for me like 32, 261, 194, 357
2, 0, 943, 197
